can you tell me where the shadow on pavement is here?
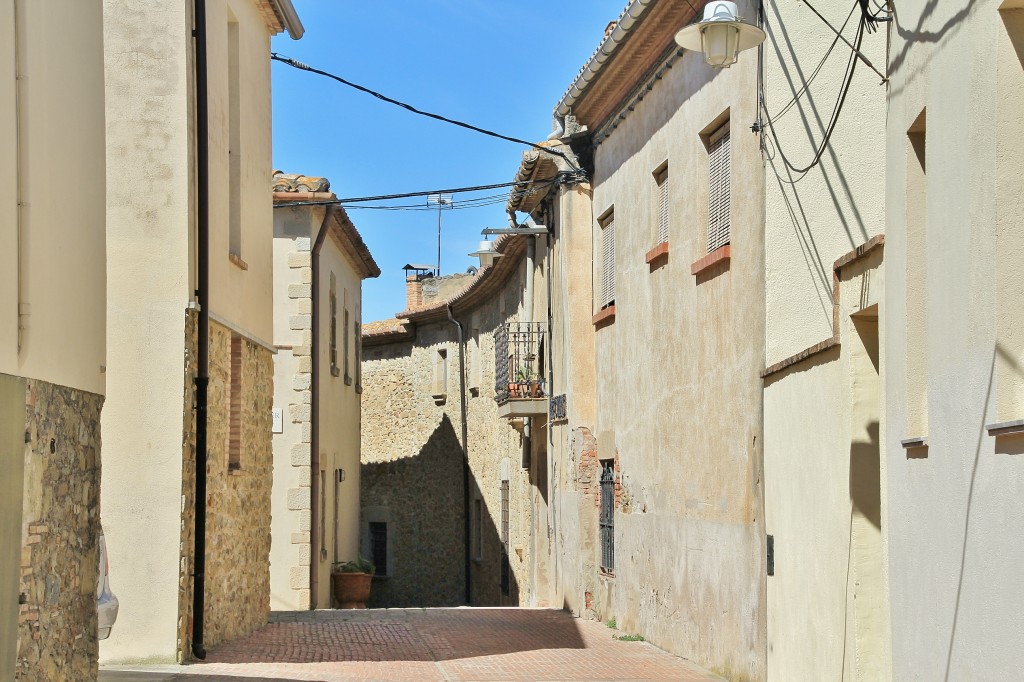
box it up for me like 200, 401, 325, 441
195, 608, 586, 665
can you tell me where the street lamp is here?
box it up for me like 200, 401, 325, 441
468, 239, 502, 269
674, 1, 765, 69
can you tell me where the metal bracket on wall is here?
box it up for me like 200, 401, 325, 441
767, 535, 774, 576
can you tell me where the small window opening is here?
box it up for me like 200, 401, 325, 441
228, 335, 242, 470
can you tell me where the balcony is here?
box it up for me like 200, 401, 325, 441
494, 322, 547, 419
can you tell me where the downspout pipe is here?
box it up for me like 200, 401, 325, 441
191, 0, 209, 661
548, 0, 656, 140
310, 209, 332, 606
522, 236, 536, 469
447, 304, 471, 605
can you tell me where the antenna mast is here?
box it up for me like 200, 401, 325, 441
427, 193, 452, 276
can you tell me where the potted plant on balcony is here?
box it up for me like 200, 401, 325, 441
515, 367, 543, 398
331, 556, 375, 609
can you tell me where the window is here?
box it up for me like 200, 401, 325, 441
707, 123, 731, 253
500, 480, 509, 546
599, 461, 615, 573
369, 521, 388, 576
343, 290, 352, 385
227, 15, 242, 258
432, 348, 448, 401
469, 327, 481, 392
329, 275, 339, 377
599, 210, 616, 308
354, 318, 362, 393
905, 110, 928, 437
655, 163, 670, 244
228, 335, 242, 470
500, 481, 510, 596
473, 498, 483, 561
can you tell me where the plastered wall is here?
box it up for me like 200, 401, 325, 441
884, 2, 1024, 678
760, 2, 890, 679
0, 0, 106, 395
585, 38, 766, 681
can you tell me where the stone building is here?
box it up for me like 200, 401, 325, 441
360, 234, 551, 607
100, 0, 303, 664
758, 2, 890, 680
0, 2, 106, 679
270, 173, 380, 610
507, 1, 768, 679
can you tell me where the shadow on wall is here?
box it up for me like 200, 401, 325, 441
360, 414, 519, 607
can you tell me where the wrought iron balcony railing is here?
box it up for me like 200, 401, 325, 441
494, 322, 546, 404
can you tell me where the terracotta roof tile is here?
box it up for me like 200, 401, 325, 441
272, 170, 330, 193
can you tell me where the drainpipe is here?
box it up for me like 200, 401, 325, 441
521, 236, 536, 470
446, 304, 471, 604
12, 0, 25, 351
310, 209, 331, 606
191, 0, 209, 661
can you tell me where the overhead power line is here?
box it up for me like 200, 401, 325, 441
271, 53, 582, 173
273, 173, 581, 209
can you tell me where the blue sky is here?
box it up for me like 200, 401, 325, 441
271, 1, 624, 323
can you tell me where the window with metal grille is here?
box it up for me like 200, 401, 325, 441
500, 480, 510, 595
228, 335, 242, 470
707, 124, 731, 253
500, 481, 509, 546
599, 210, 616, 307
599, 461, 615, 573
655, 164, 669, 244
369, 521, 388, 576
473, 498, 483, 560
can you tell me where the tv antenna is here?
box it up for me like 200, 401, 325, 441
427, 193, 452, 276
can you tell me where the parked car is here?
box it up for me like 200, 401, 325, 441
97, 530, 118, 640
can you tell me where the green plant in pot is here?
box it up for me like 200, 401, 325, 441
331, 556, 375, 609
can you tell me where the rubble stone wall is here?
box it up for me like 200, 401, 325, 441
17, 379, 103, 681
178, 313, 274, 659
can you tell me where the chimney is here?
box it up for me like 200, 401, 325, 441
406, 274, 423, 310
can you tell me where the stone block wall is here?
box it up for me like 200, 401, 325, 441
178, 312, 274, 659
17, 379, 103, 681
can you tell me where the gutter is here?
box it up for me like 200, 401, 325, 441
271, 0, 304, 39
548, 0, 655, 139
191, 0, 210, 661
446, 305, 472, 605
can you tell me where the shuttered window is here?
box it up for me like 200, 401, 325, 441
600, 211, 616, 307
707, 124, 731, 253
656, 165, 669, 244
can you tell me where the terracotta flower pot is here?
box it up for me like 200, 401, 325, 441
331, 572, 372, 609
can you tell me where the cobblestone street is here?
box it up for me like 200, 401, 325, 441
100, 608, 723, 681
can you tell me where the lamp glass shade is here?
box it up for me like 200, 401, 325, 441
469, 240, 501, 268
701, 24, 740, 67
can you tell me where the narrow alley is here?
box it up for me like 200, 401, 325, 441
99, 608, 722, 681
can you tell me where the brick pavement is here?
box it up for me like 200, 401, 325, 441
101, 608, 725, 682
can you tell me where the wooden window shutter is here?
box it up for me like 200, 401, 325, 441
600, 212, 616, 307
656, 166, 669, 244
707, 124, 731, 253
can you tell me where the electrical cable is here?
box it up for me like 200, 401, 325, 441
762, 2, 858, 125
799, 0, 886, 82
273, 174, 578, 210
271, 53, 582, 173
760, 13, 865, 179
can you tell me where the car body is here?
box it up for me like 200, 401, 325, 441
97, 530, 118, 640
